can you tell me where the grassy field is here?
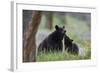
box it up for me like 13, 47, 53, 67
37, 47, 91, 62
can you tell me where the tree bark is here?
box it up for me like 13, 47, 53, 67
23, 11, 42, 62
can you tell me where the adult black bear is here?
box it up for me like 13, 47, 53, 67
64, 34, 79, 55
38, 25, 66, 52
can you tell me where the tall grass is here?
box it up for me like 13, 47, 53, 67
36, 48, 91, 62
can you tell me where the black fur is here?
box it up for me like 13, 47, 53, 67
38, 25, 66, 52
64, 34, 79, 55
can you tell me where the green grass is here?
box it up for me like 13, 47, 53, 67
36, 48, 91, 62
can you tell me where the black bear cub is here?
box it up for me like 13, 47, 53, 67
38, 25, 66, 52
64, 34, 79, 55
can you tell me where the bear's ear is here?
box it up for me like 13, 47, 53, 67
71, 39, 73, 42
55, 25, 59, 30
62, 26, 65, 29
64, 30, 66, 33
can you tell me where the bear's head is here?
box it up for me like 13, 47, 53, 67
54, 25, 66, 41
64, 34, 73, 48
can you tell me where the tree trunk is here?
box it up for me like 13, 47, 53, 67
23, 11, 42, 62
43, 12, 53, 30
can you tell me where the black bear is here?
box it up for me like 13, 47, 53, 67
64, 34, 79, 55
38, 25, 66, 52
